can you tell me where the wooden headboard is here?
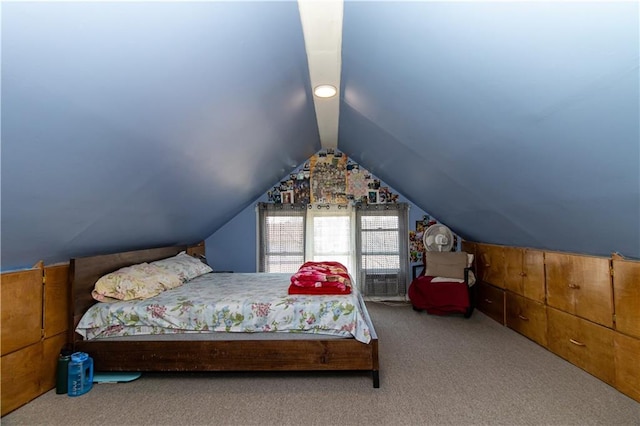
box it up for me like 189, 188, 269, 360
69, 244, 201, 342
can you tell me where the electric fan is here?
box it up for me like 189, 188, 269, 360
423, 224, 454, 252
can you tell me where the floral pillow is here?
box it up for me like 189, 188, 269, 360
151, 251, 212, 282
91, 263, 183, 302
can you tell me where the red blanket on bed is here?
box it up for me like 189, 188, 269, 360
289, 261, 352, 295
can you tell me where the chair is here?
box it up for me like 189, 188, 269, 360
408, 251, 475, 318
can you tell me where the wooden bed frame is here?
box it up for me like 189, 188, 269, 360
69, 244, 380, 387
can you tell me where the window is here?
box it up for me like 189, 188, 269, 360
305, 204, 355, 274
355, 204, 409, 299
257, 204, 306, 273
258, 202, 409, 298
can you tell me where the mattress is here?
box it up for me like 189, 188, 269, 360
76, 272, 372, 343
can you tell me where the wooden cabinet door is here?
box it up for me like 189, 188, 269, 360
503, 247, 523, 295
476, 244, 505, 288
547, 308, 615, 386
476, 281, 505, 325
522, 249, 545, 303
506, 292, 547, 347
546, 252, 613, 328
614, 332, 640, 402
1, 342, 43, 416
1, 269, 42, 356
612, 258, 640, 339
43, 264, 69, 338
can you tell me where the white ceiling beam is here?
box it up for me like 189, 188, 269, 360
298, 0, 343, 149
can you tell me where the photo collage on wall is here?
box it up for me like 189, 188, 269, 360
409, 215, 459, 263
267, 149, 399, 205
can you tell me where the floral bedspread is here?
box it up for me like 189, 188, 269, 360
76, 273, 372, 344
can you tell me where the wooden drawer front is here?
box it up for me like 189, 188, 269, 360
546, 252, 613, 328
506, 292, 547, 347
476, 244, 505, 288
547, 308, 615, 386
614, 333, 640, 402
1, 342, 43, 416
477, 282, 505, 325
612, 259, 640, 339
1, 269, 43, 356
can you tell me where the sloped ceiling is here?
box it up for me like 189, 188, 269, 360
340, 1, 639, 258
1, 2, 320, 268
1, 1, 638, 269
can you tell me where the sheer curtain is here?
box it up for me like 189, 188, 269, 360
355, 203, 409, 299
257, 202, 409, 298
257, 203, 306, 273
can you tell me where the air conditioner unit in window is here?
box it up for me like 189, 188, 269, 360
363, 272, 399, 297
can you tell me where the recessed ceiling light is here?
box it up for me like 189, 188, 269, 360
314, 84, 337, 98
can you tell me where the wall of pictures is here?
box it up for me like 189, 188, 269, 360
267, 149, 399, 205
409, 215, 460, 263
263, 148, 459, 266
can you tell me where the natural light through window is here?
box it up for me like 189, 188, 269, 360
360, 216, 400, 272
312, 216, 351, 267
264, 216, 304, 273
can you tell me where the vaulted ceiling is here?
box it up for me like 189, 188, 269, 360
2, 1, 638, 269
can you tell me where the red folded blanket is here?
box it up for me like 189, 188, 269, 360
289, 261, 352, 295
288, 283, 351, 295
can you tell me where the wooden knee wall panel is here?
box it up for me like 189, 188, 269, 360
467, 241, 640, 403
1, 264, 70, 416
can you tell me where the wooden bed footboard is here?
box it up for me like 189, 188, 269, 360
70, 245, 380, 388
75, 338, 379, 387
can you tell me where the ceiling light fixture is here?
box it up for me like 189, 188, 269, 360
314, 84, 337, 98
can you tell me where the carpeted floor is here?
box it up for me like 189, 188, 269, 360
3, 302, 639, 425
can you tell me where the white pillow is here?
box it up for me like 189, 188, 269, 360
151, 251, 212, 282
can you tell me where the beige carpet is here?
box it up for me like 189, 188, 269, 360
3, 302, 639, 425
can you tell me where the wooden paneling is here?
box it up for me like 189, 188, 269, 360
476, 244, 505, 288
1, 269, 42, 356
1, 342, 43, 416
502, 248, 545, 303
506, 292, 548, 347
522, 249, 545, 303
43, 264, 69, 338
547, 307, 615, 386
614, 333, 640, 402
503, 246, 523, 294
612, 258, 640, 339
476, 281, 505, 324
546, 252, 613, 328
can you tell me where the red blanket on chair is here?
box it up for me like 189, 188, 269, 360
288, 261, 352, 295
408, 276, 469, 315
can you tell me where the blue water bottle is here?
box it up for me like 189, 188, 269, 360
67, 352, 94, 397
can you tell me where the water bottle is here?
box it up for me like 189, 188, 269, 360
55, 348, 73, 394
67, 352, 94, 397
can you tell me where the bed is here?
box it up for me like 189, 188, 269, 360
70, 244, 380, 387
